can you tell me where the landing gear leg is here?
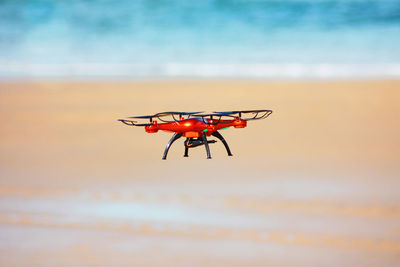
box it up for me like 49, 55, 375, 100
162, 133, 182, 160
184, 138, 190, 157
212, 131, 233, 156
201, 132, 212, 159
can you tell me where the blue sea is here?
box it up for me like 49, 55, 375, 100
1, 0, 400, 78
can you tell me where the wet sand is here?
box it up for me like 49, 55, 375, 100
0, 80, 399, 266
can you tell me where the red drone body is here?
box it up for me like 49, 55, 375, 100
119, 110, 272, 159
144, 118, 246, 137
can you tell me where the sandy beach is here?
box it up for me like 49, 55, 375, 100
0, 80, 400, 266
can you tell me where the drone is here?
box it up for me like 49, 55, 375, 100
118, 110, 272, 160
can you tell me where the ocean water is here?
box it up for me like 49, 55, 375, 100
1, 0, 400, 78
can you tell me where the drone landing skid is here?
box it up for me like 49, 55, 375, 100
212, 131, 233, 156
162, 131, 232, 160
162, 132, 182, 160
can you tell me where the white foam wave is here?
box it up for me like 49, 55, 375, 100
1, 62, 400, 79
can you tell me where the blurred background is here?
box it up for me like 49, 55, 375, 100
1, 0, 400, 78
0, 0, 400, 266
